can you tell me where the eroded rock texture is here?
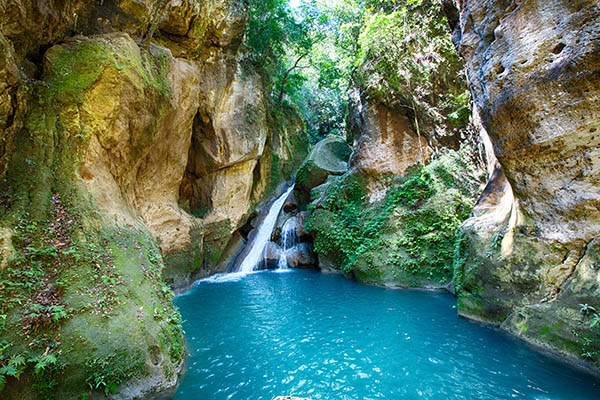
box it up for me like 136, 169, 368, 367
451, 0, 600, 369
0, 1, 307, 398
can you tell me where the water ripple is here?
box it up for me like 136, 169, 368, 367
165, 270, 600, 400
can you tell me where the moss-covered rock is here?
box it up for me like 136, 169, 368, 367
454, 165, 600, 371
0, 32, 188, 399
0, 1, 311, 397
296, 136, 351, 194
307, 147, 485, 288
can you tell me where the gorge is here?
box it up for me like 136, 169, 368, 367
0, 0, 599, 399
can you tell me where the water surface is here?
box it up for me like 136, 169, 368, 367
164, 270, 600, 399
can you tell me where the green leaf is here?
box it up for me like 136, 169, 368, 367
106, 381, 118, 395
0, 364, 17, 377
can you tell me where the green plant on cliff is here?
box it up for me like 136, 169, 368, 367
85, 355, 138, 396
306, 172, 369, 273
0, 342, 26, 392
0, 35, 184, 397
578, 304, 600, 363
307, 148, 481, 283
354, 0, 469, 131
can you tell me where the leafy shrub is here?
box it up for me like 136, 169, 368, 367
307, 149, 481, 281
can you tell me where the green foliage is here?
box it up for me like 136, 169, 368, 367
306, 172, 370, 273
0, 342, 26, 392
577, 305, 600, 363
244, 0, 468, 142
29, 353, 63, 399
244, 0, 318, 84
85, 355, 136, 396
271, 153, 281, 191
307, 149, 480, 282
353, 0, 469, 131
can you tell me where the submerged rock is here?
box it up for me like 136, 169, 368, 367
274, 397, 312, 400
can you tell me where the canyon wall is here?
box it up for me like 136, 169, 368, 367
450, 0, 600, 370
0, 1, 307, 398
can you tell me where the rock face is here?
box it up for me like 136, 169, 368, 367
453, 0, 600, 244
286, 243, 317, 269
0, 1, 307, 398
348, 101, 432, 177
451, 0, 600, 369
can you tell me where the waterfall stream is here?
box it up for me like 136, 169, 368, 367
237, 184, 295, 273
277, 217, 297, 270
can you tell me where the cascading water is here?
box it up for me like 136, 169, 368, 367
237, 184, 295, 273
277, 217, 297, 270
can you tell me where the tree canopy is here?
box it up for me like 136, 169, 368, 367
244, 0, 460, 143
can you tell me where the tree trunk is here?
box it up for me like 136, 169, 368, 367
278, 53, 308, 104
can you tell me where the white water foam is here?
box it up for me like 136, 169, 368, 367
277, 217, 297, 270
237, 184, 295, 273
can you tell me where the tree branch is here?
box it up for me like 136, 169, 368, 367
278, 52, 309, 104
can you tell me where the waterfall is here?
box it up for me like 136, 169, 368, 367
237, 184, 295, 273
277, 218, 297, 270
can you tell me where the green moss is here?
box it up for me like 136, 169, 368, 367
271, 153, 281, 191
0, 191, 184, 397
200, 219, 233, 273
47, 36, 171, 102
296, 159, 314, 189
0, 34, 182, 398
307, 147, 483, 286
162, 224, 204, 288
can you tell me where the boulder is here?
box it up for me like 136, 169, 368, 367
296, 136, 351, 192
287, 243, 317, 269
260, 241, 283, 270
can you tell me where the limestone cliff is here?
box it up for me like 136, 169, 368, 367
449, 0, 600, 370
0, 1, 307, 398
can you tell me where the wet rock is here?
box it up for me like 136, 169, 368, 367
260, 241, 283, 270
283, 201, 298, 213
218, 232, 247, 273
296, 211, 313, 243
287, 243, 317, 269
